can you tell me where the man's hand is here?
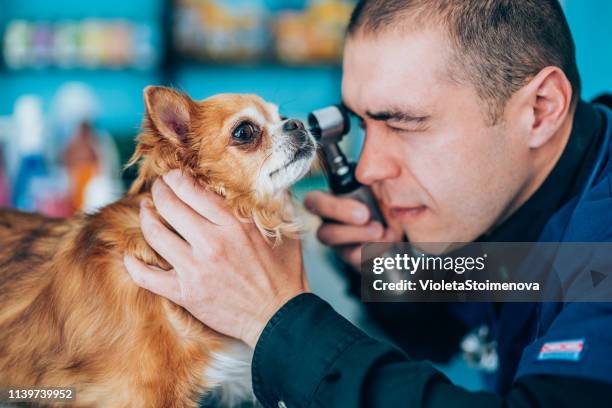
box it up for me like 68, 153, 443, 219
123, 170, 308, 348
304, 191, 400, 271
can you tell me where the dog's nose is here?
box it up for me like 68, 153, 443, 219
283, 119, 305, 132
293, 130, 308, 144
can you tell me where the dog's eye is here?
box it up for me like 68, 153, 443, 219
232, 122, 259, 144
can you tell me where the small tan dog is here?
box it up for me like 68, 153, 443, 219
0, 86, 316, 407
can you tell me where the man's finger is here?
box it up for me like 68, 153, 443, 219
123, 254, 180, 301
163, 170, 237, 226
317, 221, 384, 246
140, 201, 193, 269
381, 226, 400, 242
304, 191, 371, 225
151, 178, 216, 245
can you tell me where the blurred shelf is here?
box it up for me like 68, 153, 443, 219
171, 57, 341, 70
0, 67, 159, 74
175, 62, 342, 117
0, 0, 350, 137
0, 0, 165, 21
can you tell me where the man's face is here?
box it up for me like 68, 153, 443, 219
342, 28, 532, 243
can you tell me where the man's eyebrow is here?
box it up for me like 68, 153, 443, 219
366, 109, 430, 123
340, 102, 430, 123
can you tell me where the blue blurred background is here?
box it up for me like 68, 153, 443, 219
0, 0, 612, 210
0, 0, 610, 391
1, 0, 610, 139
0, 0, 346, 136
0, 0, 353, 216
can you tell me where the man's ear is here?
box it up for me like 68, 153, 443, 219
517, 66, 573, 149
144, 86, 194, 144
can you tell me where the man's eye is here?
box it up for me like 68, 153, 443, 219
232, 122, 259, 143
389, 126, 406, 133
388, 124, 427, 134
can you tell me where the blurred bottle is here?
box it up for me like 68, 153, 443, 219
274, 0, 353, 64
175, 0, 268, 62
31, 22, 54, 67
3, 20, 32, 69
51, 82, 122, 213
53, 21, 80, 69
63, 121, 100, 212
81, 132, 123, 213
12, 96, 49, 211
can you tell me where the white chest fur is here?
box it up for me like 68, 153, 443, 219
203, 340, 258, 407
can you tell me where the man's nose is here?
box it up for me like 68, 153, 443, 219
283, 119, 305, 132
355, 133, 401, 185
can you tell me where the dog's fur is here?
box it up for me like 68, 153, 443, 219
0, 87, 316, 407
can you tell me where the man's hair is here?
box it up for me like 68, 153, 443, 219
347, 0, 581, 124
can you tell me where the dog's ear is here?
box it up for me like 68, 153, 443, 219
143, 86, 193, 144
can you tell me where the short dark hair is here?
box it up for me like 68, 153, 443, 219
347, 0, 581, 124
